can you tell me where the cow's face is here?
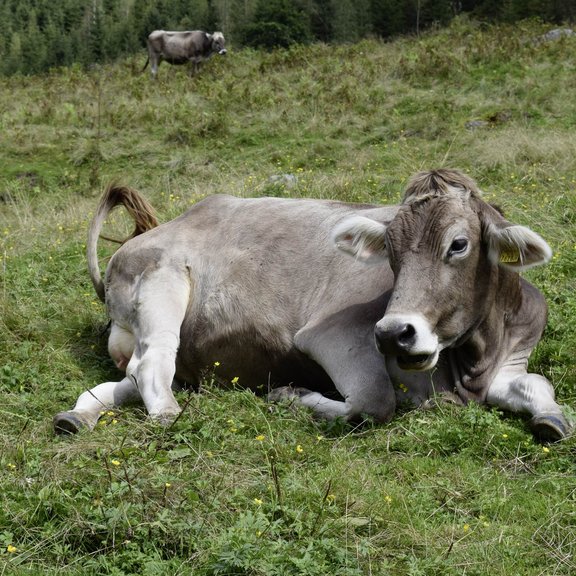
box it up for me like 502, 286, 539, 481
375, 193, 491, 370
211, 32, 227, 55
333, 170, 552, 371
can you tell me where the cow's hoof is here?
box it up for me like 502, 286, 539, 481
53, 412, 86, 435
529, 414, 569, 443
150, 410, 181, 427
421, 391, 465, 410
268, 386, 312, 403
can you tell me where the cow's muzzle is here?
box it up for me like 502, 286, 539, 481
375, 314, 439, 371
218, 49, 227, 55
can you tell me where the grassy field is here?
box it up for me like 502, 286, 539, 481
1, 16, 576, 575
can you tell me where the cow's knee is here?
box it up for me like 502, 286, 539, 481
487, 373, 570, 442
351, 395, 395, 423
488, 373, 558, 414
269, 386, 395, 423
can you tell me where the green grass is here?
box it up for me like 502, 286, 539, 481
1, 16, 576, 575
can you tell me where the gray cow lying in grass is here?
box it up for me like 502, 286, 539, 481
54, 169, 570, 442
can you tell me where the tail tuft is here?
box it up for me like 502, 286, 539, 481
88, 185, 159, 302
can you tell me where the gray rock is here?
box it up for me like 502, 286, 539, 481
268, 174, 298, 188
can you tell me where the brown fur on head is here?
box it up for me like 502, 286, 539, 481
402, 169, 483, 205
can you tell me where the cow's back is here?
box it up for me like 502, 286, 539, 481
150, 30, 206, 59
168, 194, 397, 307
117, 194, 398, 314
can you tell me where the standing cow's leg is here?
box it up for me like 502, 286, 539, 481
150, 55, 160, 79
269, 320, 396, 423
486, 360, 570, 442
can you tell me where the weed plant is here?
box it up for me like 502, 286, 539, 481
1, 17, 575, 575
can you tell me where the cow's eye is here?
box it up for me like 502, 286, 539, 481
448, 237, 468, 256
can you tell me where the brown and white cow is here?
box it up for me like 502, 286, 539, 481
54, 169, 569, 441
142, 30, 226, 79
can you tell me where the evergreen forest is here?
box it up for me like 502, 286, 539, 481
0, 0, 574, 76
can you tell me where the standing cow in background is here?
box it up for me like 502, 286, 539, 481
53, 169, 570, 442
143, 30, 227, 78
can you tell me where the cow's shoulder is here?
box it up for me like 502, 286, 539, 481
148, 30, 166, 40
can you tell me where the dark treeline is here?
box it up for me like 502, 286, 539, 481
0, 0, 573, 76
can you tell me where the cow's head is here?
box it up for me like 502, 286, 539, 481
333, 169, 552, 371
209, 32, 227, 55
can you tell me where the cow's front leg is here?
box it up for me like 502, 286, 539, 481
150, 56, 159, 79
189, 57, 203, 76
269, 321, 396, 423
486, 365, 570, 442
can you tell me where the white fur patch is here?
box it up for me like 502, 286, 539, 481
377, 313, 440, 358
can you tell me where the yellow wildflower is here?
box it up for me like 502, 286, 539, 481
296, 444, 304, 453
231, 376, 240, 384
255, 435, 265, 441
111, 459, 121, 466
542, 446, 550, 453
7, 545, 17, 553
254, 498, 263, 505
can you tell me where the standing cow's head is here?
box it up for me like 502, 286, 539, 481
209, 32, 227, 55
333, 169, 552, 371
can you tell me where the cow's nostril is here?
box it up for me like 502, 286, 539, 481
398, 323, 416, 344
375, 321, 417, 354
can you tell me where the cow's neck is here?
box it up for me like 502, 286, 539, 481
448, 267, 523, 402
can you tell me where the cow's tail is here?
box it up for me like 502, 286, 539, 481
142, 56, 149, 72
88, 184, 159, 302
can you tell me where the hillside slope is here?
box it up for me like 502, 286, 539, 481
0, 18, 575, 575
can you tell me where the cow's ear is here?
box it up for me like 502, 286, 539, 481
332, 216, 388, 263
484, 216, 552, 271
